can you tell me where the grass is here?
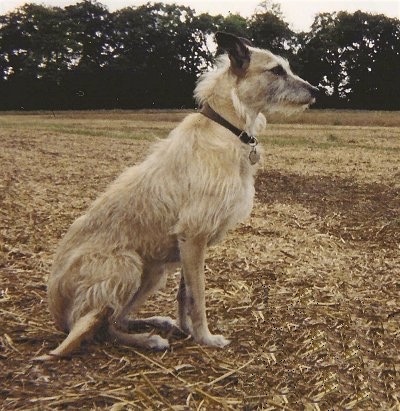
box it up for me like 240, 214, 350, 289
267, 108, 400, 127
261, 129, 400, 153
1, 108, 400, 148
0, 115, 172, 140
2, 108, 400, 127
0, 109, 399, 410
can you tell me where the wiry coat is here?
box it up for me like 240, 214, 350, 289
38, 32, 317, 360
48, 112, 256, 332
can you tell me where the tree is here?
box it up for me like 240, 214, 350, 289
342, 11, 400, 109
212, 13, 249, 39
110, 2, 213, 108
1, 1, 399, 110
64, 0, 113, 70
0, 4, 69, 80
298, 10, 400, 109
0, 4, 74, 109
296, 12, 343, 107
248, 1, 295, 55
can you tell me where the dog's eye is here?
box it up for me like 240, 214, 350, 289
269, 65, 286, 76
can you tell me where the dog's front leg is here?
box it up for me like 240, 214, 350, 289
178, 236, 230, 347
177, 272, 191, 334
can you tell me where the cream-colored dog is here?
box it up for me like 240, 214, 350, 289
36, 32, 317, 360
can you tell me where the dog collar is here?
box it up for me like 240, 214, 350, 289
200, 103, 258, 146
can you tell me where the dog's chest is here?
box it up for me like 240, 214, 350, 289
217, 151, 256, 229
209, 144, 257, 226
232, 170, 255, 223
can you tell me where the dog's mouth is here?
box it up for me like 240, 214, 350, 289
265, 100, 314, 115
295, 95, 317, 109
298, 96, 316, 106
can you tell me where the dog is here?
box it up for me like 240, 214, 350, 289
35, 32, 318, 360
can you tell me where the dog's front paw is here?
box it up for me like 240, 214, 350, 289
197, 333, 230, 348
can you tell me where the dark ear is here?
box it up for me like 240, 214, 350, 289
215, 32, 251, 75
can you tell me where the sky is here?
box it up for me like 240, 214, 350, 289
0, 0, 399, 31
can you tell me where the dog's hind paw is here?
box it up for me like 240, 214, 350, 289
147, 335, 170, 351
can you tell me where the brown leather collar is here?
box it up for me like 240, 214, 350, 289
200, 103, 257, 146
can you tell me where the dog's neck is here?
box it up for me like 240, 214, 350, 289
200, 98, 262, 165
206, 92, 265, 137
206, 95, 246, 131
200, 103, 257, 146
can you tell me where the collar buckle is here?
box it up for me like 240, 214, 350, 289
239, 131, 258, 147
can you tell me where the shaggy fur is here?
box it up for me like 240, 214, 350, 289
35, 32, 317, 360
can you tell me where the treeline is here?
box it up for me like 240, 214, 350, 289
0, 1, 399, 110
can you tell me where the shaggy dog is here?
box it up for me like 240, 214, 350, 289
35, 32, 317, 360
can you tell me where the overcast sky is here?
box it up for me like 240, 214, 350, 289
0, 0, 399, 31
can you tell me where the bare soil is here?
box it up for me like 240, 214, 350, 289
0, 111, 399, 410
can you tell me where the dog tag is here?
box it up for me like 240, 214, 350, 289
249, 147, 260, 165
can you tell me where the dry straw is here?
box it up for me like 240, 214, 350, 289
1, 111, 399, 409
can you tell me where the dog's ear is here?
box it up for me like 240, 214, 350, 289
215, 32, 251, 76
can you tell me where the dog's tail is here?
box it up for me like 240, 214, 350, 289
33, 307, 110, 361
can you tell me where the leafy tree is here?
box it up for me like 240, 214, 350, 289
0, 4, 68, 80
248, 1, 295, 55
296, 12, 343, 106
0, 1, 399, 110
64, 0, 113, 70
110, 2, 213, 108
213, 13, 249, 39
0, 4, 73, 108
342, 11, 400, 109
298, 10, 400, 109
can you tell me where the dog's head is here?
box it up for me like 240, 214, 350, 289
214, 32, 319, 114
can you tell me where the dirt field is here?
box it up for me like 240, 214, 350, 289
1, 110, 399, 410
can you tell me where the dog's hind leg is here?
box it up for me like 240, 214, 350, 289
109, 261, 175, 348
33, 307, 109, 361
108, 324, 169, 350
114, 261, 167, 324
125, 316, 187, 338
